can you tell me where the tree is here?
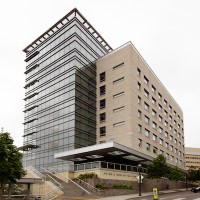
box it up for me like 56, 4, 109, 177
168, 166, 183, 183
0, 130, 26, 200
187, 166, 200, 182
147, 154, 169, 180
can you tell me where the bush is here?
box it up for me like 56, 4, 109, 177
112, 184, 132, 189
95, 183, 104, 189
78, 172, 98, 180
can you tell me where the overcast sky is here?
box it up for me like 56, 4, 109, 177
0, 0, 199, 148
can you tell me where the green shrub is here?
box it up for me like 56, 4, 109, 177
95, 183, 104, 189
78, 172, 98, 180
112, 184, 132, 189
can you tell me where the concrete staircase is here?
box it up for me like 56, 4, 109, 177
43, 172, 97, 199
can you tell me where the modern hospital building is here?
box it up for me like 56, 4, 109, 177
21, 8, 185, 173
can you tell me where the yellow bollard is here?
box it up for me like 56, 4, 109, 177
153, 188, 159, 199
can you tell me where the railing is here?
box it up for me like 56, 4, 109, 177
75, 177, 103, 195
25, 165, 46, 180
48, 161, 147, 174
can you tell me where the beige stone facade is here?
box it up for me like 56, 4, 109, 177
185, 147, 200, 170
96, 42, 185, 169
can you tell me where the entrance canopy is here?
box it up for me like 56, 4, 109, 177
54, 142, 153, 165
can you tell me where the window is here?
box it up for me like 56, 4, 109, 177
100, 72, 105, 82
165, 131, 168, 138
164, 110, 168, 116
153, 147, 157, 154
170, 125, 173, 131
144, 102, 149, 111
165, 142, 169, 149
100, 85, 106, 96
145, 129, 150, 137
153, 134, 157, 142
174, 148, 177, 154
160, 150, 164, 155
144, 76, 149, 85
152, 122, 157, 129
152, 85, 156, 93
100, 113, 106, 122
144, 89, 149, 98
152, 97, 156, 105
144, 115, 149, 124
164, 99, 167, 106
166, 153, 169, 159
113, 62, 124, 70
159, 138, 163, 145
137, 68, 141, 76
138, 110, 142, 118
174, 120, 177, 125
169, 115, 172, 121
169, 105, 172, 111
175, 158, 178, 164
113, 106, 124, 112
174, 111, 176, 116
158, 93, 162, 100
113, 121, 125, 127
164, 120, 168, 127
158, 104, 162, 111
138, 124, 142, 133
146, 143, 150, 151
113, 77, 124, 84
178, 124, 180, 129
152, 109, 156, 117
159, 127, 163, 134
174, 129, 177, 135
138, 96, 142, 104
158, 115, 162, 123
138, 138, 142, 147
100, 126, 106, 136
178, 142, 181, 147
100, 99, 106, 109
170, 145, 173, 151
113, 91, 125, 98
170, 135, 173, 141
137, 82, 141, 90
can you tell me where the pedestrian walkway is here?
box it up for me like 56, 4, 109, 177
90, 188, 189, 200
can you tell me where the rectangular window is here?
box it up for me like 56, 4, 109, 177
164, 120, 168, 127
169, 105, 172, 111
164, 99, 167, 106
144, 76, 149, 85
144, 102, 149, 111
144, 115, 149, 124
152, 97, 156, 105
113, 62, 124, 70
160, 150, 164, 155
170, 135, 173, 141
159, 127, 163, 134
100, 99, 106, 109
152, 85, 156, 93
159, 138, 163, 145
146, 143, 150, 151
152, 122, 157, 129
158, 115, 162, 122
166, 153, 169, 159
138, 138, 142, 147
145, 129, 150, 137
113, 106, 124, 112
137, 68, 141, 76
152, 109, 156, 117
170, 145, 173, 151
100, 126, 106, 137
100, 85, 106, 96
164, 110, 168, 116
165, 142, 169, 149
144, 89, 149, 98
113, 91, 124, 98
165, 131, 168, 138
138, 96, 142, 104
138, 124, 142, 133
158, 104, 162, 111
138, 110, 142, 118
169, 115, 172, 121
113, 121, 125, 127
158, 93, 162, 100
100, 72, 106, 82
100, 113, 106, 122
153, 134, 157, 141
153, 147, 157, 154
137, 82, 141, 91
113, 77, 124, 84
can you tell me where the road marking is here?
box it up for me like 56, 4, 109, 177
173, 198, 186, 200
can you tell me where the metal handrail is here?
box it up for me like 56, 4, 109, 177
76, 177, 103, 193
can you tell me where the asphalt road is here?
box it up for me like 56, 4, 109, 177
128, 190, 200, 200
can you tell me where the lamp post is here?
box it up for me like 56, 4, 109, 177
138, 163, 142, 196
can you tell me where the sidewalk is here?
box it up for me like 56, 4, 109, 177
91, 188, 189, 200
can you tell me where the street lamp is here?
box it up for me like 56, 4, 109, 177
138, 163, 142, 196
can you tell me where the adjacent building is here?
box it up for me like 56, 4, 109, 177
185, 147, 200, 170
21, 8, 185, 171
